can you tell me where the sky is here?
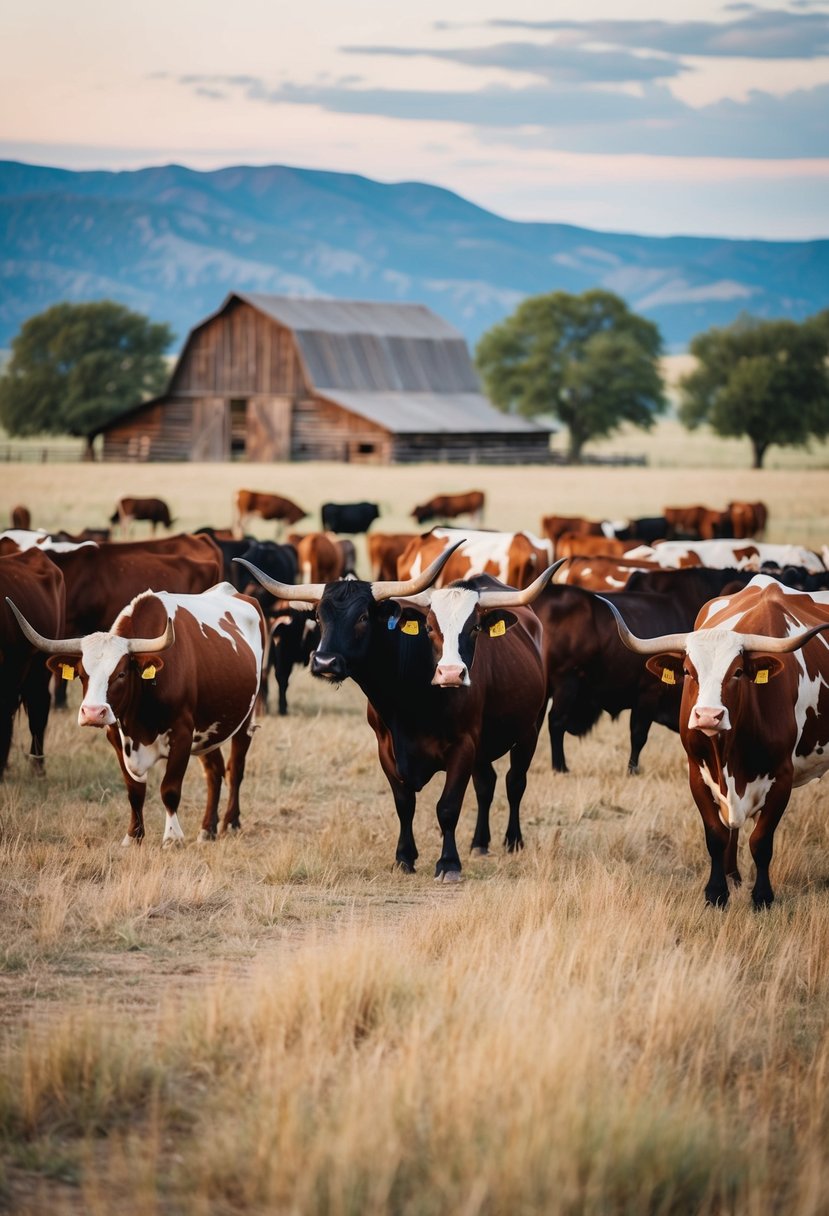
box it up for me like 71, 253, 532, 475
2, 0, 828, 239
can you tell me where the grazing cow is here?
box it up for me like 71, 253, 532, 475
10, 505, 31, 530
664, 504, 728, 541
235, 489, 306, 536
411, 491, 485, 526
399, 528, 553, 591
554, 555, 662, 592
9, 584, 266, 844
238, 547, 552, 878
0, 550, 65, 777
367, 533, 418, 581
602, 576, 829, 906
540, 514, 605, 550
293, 532, 344, 584
110, 497, 174, 536
534, 567, 753, 776
321, 502, 380, 534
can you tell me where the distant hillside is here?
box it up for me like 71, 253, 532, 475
1, 160, 827, 351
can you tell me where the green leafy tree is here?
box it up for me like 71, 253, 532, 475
475, 289, 666, 462
0, 301, 173, 452
679, 314, 829, 468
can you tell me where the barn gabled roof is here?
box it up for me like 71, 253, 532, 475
316, 391, 546, 435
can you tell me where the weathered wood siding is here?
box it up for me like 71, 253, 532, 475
172, 302, 306, 398
392, 433, 552, 465
292, 399, 391, 463
247, 398, 293, 461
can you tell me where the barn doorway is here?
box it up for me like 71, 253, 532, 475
229, 399, 247, 459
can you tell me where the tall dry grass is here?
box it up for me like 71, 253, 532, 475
0, 464, 828, 1213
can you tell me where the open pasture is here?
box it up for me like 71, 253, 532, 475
1, 463, 829, 1214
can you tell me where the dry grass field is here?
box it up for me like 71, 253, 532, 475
1, 463, 829, 1215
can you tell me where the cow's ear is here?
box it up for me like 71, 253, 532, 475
747, 655, 785, 684
479, 610, 518, 638
646, 654, 684, 685
134, 655, 165, 680
377, 602, 402, 630
46, 655, 82, 681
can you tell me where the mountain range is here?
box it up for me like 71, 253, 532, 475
1, 159, 827, 353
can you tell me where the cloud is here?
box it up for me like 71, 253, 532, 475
488, 10, 829, 59
343, 41, 688, 85
175, 73, 829, 159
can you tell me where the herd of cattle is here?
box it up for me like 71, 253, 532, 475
2, 485, 828, 910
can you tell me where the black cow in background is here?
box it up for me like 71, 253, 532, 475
321, 502, 380, 534
264, 609, 320, 716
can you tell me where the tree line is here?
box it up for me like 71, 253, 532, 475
0, 296, 827, 467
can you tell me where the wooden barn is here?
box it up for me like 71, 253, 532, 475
93, 293, 552, 463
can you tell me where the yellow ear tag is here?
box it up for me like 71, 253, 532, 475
489, 619, 506, 638
141, 665, 157, 681
60, 663, 75, 682
401, 620, 419, 636
755, 668, 769, 685
661, 667, 676, 685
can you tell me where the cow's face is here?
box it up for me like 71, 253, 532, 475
646, 631, 784, 737
425, 588, 516, 688
46, 634, 163, 728
310, 581, 379, 681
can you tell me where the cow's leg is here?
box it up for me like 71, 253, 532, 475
504, 731, 538, 853
0, 700, 14, 779
22, 657, 52, 775
748, 786, 791, 909
197, 748, 225, 841
470, 760, 497, 855
627, 705, 652, 776
434, 744, 474, 882
107, 726, 147, 845
548, 706, 568, 773
689, 765, 730, 906
221, 725, 254, 835
272, 645, 291, 716
159, 740, 192, 846
725, 829, 741, 886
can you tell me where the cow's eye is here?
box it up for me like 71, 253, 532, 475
357, 612, 370, 625
116, 671, 127, 680
734, 668, 743, 678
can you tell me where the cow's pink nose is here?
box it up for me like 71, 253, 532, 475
432, 664, 466, 687
79, 704, 109, 727
690, 706, 725, 734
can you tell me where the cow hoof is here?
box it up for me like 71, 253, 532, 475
162, 837, 185, 849
121, 834, 141, 847
627, 764, 640, 776
197, 829, 216, 843
470, 846, 489, 857
704, 888, 729, 908
394, 860, 416, 875
435, 870, 463, 884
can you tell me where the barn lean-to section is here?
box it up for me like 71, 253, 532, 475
93, 294, 551, 463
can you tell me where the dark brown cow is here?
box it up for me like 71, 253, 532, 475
727, 501, 769, 539
664, 504, 728, 540
10, 584, 266, 844
235, 489, 306, 535
367, 533, 418, 581
411, 490, 485, 526
540, 514, 605, 550
603, 575, 829, 906
398, 529, 553, 591
239, 547, 553, 879
0, 549, 65, 776
10, 505, 31, 530
111, 496, 174, 536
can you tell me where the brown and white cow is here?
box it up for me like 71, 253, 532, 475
664, 504, 728, 541
398, 528, 553, 591
553, 555, 662, 592
367, 533, 418, 581
411, 490, 485, 526
602, 575, 829, 907
235, 489, 306, 536
8, 583, 265, 845
631, 540, 824, 574
553, 533, 643, 561
111, 496, 174, 536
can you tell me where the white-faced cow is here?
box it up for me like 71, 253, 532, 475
238, 548, 555, 879
8, 583, 265, 845
601, 575, 829, 907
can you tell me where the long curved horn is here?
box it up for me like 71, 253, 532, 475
738, 621, 829, 654
234, 558, 324, 604
371, 540, 465, 602
476, 560, 566, 608
125, 618, 175, 654
6, 597, 85, 653
594, 595, 689, 656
